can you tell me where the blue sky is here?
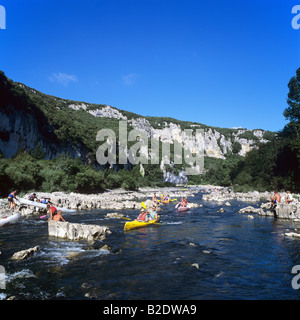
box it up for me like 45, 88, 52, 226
0, 0, 300, 132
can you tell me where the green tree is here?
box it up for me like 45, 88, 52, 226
284, 67, 300, 136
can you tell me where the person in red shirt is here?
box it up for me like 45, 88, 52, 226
137, 209, 150, 222
46, 204, 66, 222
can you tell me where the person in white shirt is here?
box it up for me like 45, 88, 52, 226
285, 191, 293, 204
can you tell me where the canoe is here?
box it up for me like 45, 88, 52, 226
124, 216, 160, 231
17, 198, 76, 213
160, 200, 170, 204
177, 206, 189, 212
0, 213, 20, 227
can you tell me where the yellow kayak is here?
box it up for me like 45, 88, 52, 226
124, 216, 160, 231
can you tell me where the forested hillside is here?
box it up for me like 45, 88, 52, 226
0, 69, 288, 196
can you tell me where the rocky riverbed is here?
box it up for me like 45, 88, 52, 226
0, 187, 198, 217
1, 186, 300, 220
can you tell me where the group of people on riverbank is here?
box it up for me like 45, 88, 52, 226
28, 193, 53, 205
7, 190, 66, 222
270, 190, 294, 209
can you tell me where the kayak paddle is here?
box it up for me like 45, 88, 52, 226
141, 202, 147, 209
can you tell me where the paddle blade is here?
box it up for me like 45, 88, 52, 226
141, 202, 147, 209
40, 215, 47, 219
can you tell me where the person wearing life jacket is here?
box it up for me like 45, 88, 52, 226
180, 197, 188, 208
28, 193, 39, 202
148, 206, 158, 221
137, 209, 150, 222
40, 197, 52, 204
47, 204, 58, 219
8, 190, 18, 211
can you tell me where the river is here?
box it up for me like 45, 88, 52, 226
1, 190, 300, 300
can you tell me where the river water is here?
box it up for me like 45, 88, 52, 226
1, 190, 300, 300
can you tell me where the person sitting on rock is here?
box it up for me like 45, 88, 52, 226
270, 191, 281, 216
285, 191, 293, 204
270, 191, 281, 206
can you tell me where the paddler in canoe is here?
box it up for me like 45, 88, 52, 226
176, 197, 188, 210
148, 205, 158, 221
124, 205, 160, 231
137, 205, 158, 222
160, 194, 170, 204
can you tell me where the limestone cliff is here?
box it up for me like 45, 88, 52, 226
0, 71, 275, 184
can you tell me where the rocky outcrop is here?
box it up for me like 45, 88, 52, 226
48, 220, 111, 243
275, 203, 300, 219
202, 191, 271, 203
0, 103, 88, 160
237, 202, 300, 219
285, 232, 300, 239
11, 246, 40, 260
238, 206, 264, 215
22, 188, 193, 212
203, 189, 300, 220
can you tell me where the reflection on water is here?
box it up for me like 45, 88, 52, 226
1, 193, 300, 300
